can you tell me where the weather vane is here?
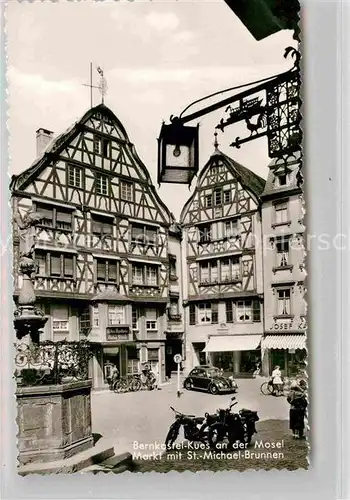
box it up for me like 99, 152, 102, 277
83, 63, 108, 108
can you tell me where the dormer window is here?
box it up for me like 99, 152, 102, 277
276, 172, 289, 187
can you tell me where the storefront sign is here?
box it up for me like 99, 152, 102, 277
270, 322, 292, 331
106, 326, 130, 341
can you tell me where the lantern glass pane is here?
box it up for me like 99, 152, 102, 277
165, 144, 191, 168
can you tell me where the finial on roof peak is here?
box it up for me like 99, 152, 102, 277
213, 131, 219, 150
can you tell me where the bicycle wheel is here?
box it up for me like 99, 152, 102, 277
260, 381, 273, 396
114, 379, 127, 393
132, 378, 142, 391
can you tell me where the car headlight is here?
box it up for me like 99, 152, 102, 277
217, 382, 223, 388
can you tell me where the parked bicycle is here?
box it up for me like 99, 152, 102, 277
112, 366, 157, 393
260, 375, 305, 397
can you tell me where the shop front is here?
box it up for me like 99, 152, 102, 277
261, 334, 307, 377
91, 342, 140, 389
202, 334, 262, 377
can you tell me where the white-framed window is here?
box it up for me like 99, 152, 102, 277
36, 203, 73, 231
214, 188, 222, 206
93, 136, 100, 154
96, 259, 117, 283
221, 259, 231, 281
224, 219, 239, 238
121, 181, 133, 201
277, 289, 291, 315
205, 194, 212, 208
236, 301, 252, 323
230, 300, 261, 323
145, 308, 158, 330
224, 189, 231, 204
210, 262, 218, 282
132, 264, 158, 286
108, 305, 125, 325
197, 302, 217, 325
68, 165, 82, 188
132, 307, 140, 330
36, 252, 74, 279
199, 262, 209, 282
91, 214, 113, 237
132, 265, 144, 285
131, 224, 157, 246
146, 266, 157, 286
231, 257, 240, 280
95, 174, 108, 195
276, 239, 289, 267
92, 305, 99, 327
274, 201, 289, 224
198, 223, 212, 243
51, 305, 69, 332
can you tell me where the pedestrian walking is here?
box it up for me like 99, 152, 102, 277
271, 365, 283, 396
287, 380, 307, 439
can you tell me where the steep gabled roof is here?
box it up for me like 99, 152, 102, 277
11, 104, 130, 191
220, 150, 266, 198
10, 103, 175, 224
180, 149, 266, 224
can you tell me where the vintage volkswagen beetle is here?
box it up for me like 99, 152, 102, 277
183, 365, 238, 395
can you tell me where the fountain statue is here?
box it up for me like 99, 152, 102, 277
13, 208, 48, 344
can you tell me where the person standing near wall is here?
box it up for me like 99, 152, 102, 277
287, 380, 308, 439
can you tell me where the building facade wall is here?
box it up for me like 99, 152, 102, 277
12, 105, 181, 389
180, 152, 265, 376
260, 155, 306, 377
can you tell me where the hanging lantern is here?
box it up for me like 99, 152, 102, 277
157, 120, 199, 185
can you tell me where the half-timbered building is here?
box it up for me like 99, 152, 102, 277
180, 147, 266, 376
11, 104, 180, 388
260, 152, 306, 377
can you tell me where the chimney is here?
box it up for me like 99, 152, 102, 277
36, 128, 54, 156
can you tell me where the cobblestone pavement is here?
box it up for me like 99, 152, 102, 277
91, 376, 290, 456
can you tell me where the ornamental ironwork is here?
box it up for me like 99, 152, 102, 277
14, 339, 93, 386
216, 47, 301, 158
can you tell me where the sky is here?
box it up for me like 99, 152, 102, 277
6, 0, 297, 220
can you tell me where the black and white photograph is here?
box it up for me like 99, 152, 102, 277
6, 0, 306, 474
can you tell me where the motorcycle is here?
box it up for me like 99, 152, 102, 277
208, 396, 259, 449
165, 407, 210, 448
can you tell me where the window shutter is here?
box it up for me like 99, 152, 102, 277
103, 221, 113, 235
132, 225, 144, 241
64, 256, 74, 277
211, 302, 218, 324
97, 260, 106, 281
108, 261, 117, 282
56, 210, 72, 224
253, 300, 261, 322
51, 254, 61, 276
226, 301, 233, 323
146, 228, 156, 245
189, 304, 196, 325
92, 220, 102, 234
